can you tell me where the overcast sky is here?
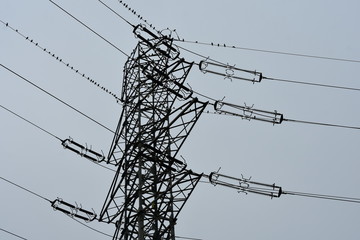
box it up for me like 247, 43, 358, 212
1, 1, 360, 240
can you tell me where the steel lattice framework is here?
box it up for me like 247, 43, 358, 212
99, 26, 208, 240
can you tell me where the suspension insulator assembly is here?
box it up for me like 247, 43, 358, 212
199, 60, 262, 83
209, 171, 282, 198
62, 138, 105, 162
214, 100, 283, 124
51, 198, 97, 222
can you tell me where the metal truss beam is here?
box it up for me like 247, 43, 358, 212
100, 27, 207, 240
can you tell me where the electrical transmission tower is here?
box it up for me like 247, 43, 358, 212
99, 25, 208, 240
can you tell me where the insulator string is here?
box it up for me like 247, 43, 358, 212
0, 175, 120, 237
180, 45, 360, 93
200, 108, 360, 131
0, 103, 116, 172
203, 173, 360, 204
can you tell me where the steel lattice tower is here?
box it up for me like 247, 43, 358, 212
99, 26, 208, 240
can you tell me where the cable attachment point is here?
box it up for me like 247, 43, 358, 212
209, 167, 221, 186
137, 142, 188, 172
62, 137, 105, 162
214, 100, 284, 124
199, 60, 262, 83
51, 198, 97, 222
160, 28, 181, 40
199, 57, 210, 74
176, 155, 188, 172
133, 24, 179, 59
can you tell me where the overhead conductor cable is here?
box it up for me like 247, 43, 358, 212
174, 38, 360, 64
0, 19, 121, 102
207, 171, 360, 203
0, 103, 114, 171
0, 64, 114, 133
210, 98, 360, 130
49, 0, 129, 57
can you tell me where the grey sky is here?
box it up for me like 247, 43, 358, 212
1, 1, 360, 239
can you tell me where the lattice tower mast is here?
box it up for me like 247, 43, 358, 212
99, 25, 208, 240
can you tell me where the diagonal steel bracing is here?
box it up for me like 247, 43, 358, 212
99, 27, 208, 240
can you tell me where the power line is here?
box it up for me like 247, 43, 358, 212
201, 107, 360, 131
189, 88, 360, 131
0, 184, 200, 240
0, 19, 121, 103
204, 170, 360, 204
68, 216, 114, 238
188, 88, 360, 131
0, 227, 28, 240
114, 0, 185, 45
0, 176, 51, 203
0, 64, 114, 134
263, 76, 360, 92
98, 0, 360, 94
283, 118, 360, 130
0, 104, 62, 141
49, 0, 129, 57
1, 174, 103, 223
68, 1, 360, 130
116, 0, 160, 33
179, 45, 360, 93
68, 214, 203, 240
86, 158, 116, 172
177, 45, 213, 64
98, 0, 134, 28
111, 0, 184, 42
282, 190, 360, 204
176, 37, 360, 93
61, 26, 360, 133
98, 1, 360, 94
0, 103, 116, 172
176, 236, 203, 240
0, 175, 111, 238
191, 90, 218, 102
174, 39, 360, 64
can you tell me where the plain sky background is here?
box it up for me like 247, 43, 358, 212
1, 1, 360, 239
